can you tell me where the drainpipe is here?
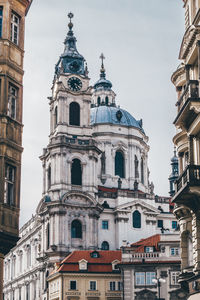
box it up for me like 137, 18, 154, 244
122, 267, 125, 300
61, 274, 64, 300
0, 253, 4, 300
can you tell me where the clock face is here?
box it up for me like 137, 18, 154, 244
68, 77, 82, 92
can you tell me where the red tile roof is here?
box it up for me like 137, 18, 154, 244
55, 250, 121, 273
131, 234, 161, 252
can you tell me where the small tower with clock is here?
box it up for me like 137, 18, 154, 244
38, 13, 102, 257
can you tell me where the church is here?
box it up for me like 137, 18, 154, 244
3, 13, 177, 300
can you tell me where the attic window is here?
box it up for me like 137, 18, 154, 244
145, 247, 153, 253
112, 260, 120, 271
79, 259, 87, 270
90, 251, 99, 258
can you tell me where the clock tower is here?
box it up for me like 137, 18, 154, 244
38, 13, 102, 262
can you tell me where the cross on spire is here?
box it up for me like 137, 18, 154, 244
100, 53, 105, 68
68, 12, 74, 22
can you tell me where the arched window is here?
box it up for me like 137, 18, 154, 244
101, 241, 109, 250
69, 102, 80, 126
27, 246, 31, 268
46, 271, 49, 290
97, 97, 101, 105
141, 158, 144, 184
132, 210, 141, 228
47, 165, 51, 189
71, 159, 82, 185
105, 96, 109, 105
54, 106, 58, 128
71, 220, 82, 238
115, 151, 125, 178
46, 223, 50, 249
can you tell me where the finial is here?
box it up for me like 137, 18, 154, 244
99, 53, 106, 77
100, 53, 105, 68
173, 146, 176, 156
68, 12, 74, 31
68, 12, 74, 22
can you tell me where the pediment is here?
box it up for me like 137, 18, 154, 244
115, 199, 160, 215
62, 191, 98, 208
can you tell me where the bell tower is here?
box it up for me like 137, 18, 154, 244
38, 13, 102, 257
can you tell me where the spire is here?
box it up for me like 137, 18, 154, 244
63, 12, 79, 56
168, 147, 179, 197
55, 12, 86, 76
100, 53, 106, 79
92, 54, 116, 107
94, 53, 112, 90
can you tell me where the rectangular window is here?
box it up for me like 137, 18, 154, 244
0, 7, 3, 38
8, 84, 18, 119
110, 281, 116, 291
89, 281, 96, 290
157, 220, 163, 228
145, 247, 153, 253
146, 272, 156, 285
11, 12, 20, 45
26, 284, 30, 300
11, 290, 15, 300
170, 248, 179, 256
117, 281, 121, 291
70, 281, 76, 290
102, 220, 109, 229
135, 272, 145, 286
4, 164, 15, 205
19, 287, 21, 300
19, 254, 22, 273
135, 272, 156, 286
171, 271, 180, 285
172, 221, 177, 229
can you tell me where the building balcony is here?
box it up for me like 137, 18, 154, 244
174, 80, 200, 129
172, 164, 200, 209
122, 251, 180, 263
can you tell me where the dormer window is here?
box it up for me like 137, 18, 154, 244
90, 251, 99, 258
145, 247, 153, 253
112, 260, 120, 271
78, 259, 87, 270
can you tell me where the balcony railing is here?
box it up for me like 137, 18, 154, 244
177, 80, 199, 113
175, 165, 200, 194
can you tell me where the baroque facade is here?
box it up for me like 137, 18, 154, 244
4, 13, 178, 300
171, 0, 200, 299
0, 0, 32, 298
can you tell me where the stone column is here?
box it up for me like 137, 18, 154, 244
192, 211, 200, 273
197, 40, 200, 79
178, 152, 184, 174
0, 253, 4, 300
189, 135, 194, 165
185, 64, 191, 83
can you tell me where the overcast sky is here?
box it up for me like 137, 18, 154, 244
20, 0, 184, 226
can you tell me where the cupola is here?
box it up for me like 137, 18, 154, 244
168, 148, 179, 197
92, 54, 116, 107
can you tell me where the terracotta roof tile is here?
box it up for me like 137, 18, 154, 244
56, 250, 121, 273
131, 234, 161, 252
